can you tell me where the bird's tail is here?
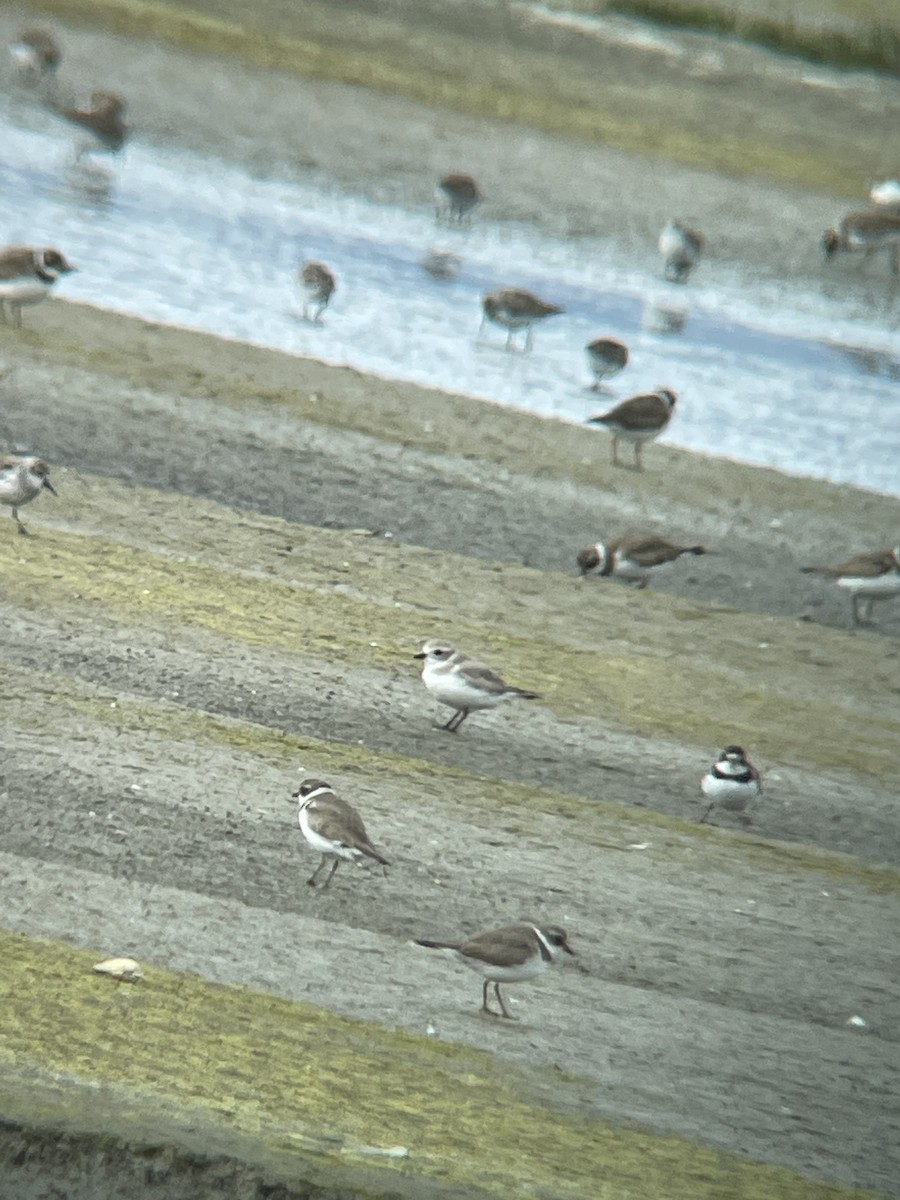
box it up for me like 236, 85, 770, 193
512, 688, 541, 700
686, 545, 706, 556
800, 565, 835, 577
362, 845, 391, 867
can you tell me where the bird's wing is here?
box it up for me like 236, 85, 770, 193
458, 925, 534, 966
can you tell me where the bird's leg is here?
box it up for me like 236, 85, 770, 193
319, 858, 341, 889
307, 855, 333, 887
698, 803, 714, 824
611, 436, 621, 467
524, 326, 533, 354
12, 508, 29, 536
494, 983, 515, 1020
11, 304, 23, 330
634, 442, 644, 471
481, 979, 498, 1016
441, 708, 468, 733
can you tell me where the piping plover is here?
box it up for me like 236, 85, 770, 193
587, 388, 676, 470
801, 547, 900, 626
291, 778, 390, 889
0, 245, 76, 328
415, 922, 575, 1019
57, 89, 128, 160
822, 210, 900, 274
435, 172, 482, 224
699, 746, 762, 826
479, 287, 564, 352
298, 261, 336, 322
413, 640, 541, 733
578, 532, 706, 588
0, 455, 57, 535
9, 27, 61, 83
659, 220, 704, 283
585, 337, 629, 390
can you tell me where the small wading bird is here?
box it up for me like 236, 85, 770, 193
0, 456, 57, 535
659, 220, 704, 283
801, 547, 900, 626
822, 211, 900, 275
421, 247, 462, 281
57, 89, 128, 160
587, 388, 677, 470
0, 245, 76, 328
577, 532, 706, 588
9, 27, 61, 83
415, 922, 575, 1020
298, 260, 336, 322
699, 746, 762, 826
479, 286, 564, 352
414, 639, 540, 733
291, 778, 390, 890
435, 172, 482, 225
585, 336, 629, 391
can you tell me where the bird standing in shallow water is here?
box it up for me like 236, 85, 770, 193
479, 287, 564, 352
659, 220, 704, 283
9, 27, 61, 84
57, 89, 128, 161
585, 337, 629, 390
298, 261, 336, 322
435, 172, 482, 224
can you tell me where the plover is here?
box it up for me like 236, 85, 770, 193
587, 387, 676, 470
659, 220, 704, 283
291, 778, 390, 889
0, 245, 76, 328
699, 746, 762, 826
421, 248, 462, 280
9, 27, 61, 83
479, 287, 564, 352
415, 921, 575, 1019
0, 456, 57, 535
821, 210, 900, 274
298, 261, 336, 322
578, 532, 706, 588
57, 89, 128, 160
435, 172, 482, 224
585, 337, 629, 390
801, 547, 900, 626
414, 639, 541, 733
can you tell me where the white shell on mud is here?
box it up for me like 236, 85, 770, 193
92, 956, 144, 982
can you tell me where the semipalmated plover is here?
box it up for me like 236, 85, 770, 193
587, 388, 676, 470
0, 245, 76, 328
699, 746, 762, 826
578, 532, 706, 588
421, 248, 462, 280
414, 640, 540, 733
9, 27, 61, 82
57, 89, 128, 160
298, 260, 336, 322
435, 172, 482, 224
291, 778, 390, 889
0, 455, 57, 535
585, 337, 629, 390
801, 547, 900, 626
479, 287, 564, 352
659, 220, 704, 283
415, 921, 574, 1019
822, 210, 900, 274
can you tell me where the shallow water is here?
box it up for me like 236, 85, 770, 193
1, 108, 899, 495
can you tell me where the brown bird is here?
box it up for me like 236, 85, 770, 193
0, 245, 76, 328
578, 532, 706, 588
58, 89, 127, 159
659, 220, 704, 283
9, 27, 61, 82
298, 260, 336, 322
822, 211, 900, 275
291, 778, 390, 889
587, 388, 676, 470
435, 172, 482, 224
421, 248, 462, 280
480, 287, 564, 352
585, 337, 629, 390
801, 547, 900, 626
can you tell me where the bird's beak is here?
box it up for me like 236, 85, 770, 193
413, 651, 426, 659
562, 938, 576, 956
290, 789, 301, 800
42, 479, 57, 496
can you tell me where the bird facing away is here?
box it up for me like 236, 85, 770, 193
291, 778, 390, 889
298, 261, 336, 322
414, 639, 541, 733
0, 245, 76, 328
587, 388, 677, 470
9, 27, 61, 82
415, 922, 575, 1019
435, 172, 483, 224
801, 547, 900, 626
585, 337, 629, 390
0, 456, 57, 535
479, 287, 564, 352
659, 220, 704, 283
822, 211, 900, 275
578, 532, 706, 588
699, 746, 762, 826
57, 89, 128, 159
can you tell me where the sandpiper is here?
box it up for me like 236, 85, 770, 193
821, 211, 900, 275
578, 532, 706, 588
57, 89, 128, 160
479, 287, 564, 352
659, 220, 704, 283
435, 172, 482, 224
0, 245, 76, 328
801, 547, 900, 626
298, 261, 336, 322
585, 337, 629, 390
699, 746, 762, 826
587, 388, 676, 470
414, 639, 540, 733
291, 778, 390, 889
0, 456, 57, 535
415, 922, 575, 1019
9, 27, 61, 83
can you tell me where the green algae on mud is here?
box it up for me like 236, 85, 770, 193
0, 929, 891, 1200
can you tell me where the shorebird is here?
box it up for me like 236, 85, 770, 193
9, 27, 61, 83
421, 248, 462, 280
298, 261, 336, 322
414, 639, 540, 733
822, 211, 900, 275
479, 287, 564, 352
435, 172, 482, 225
0, 456, 57, 535
699, 746, 762, 826
57, 89, 128, 160
585, 337, 629, 390
577, 532, 706, 588
801, 547, 900, 626
291, 778, 390, 889
587, 388, 677, 470
415, 922, 575, 1019
659, 220, 704, 283
0, 245, 76, 328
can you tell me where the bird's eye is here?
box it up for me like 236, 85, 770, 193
435, 649, 447, 657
